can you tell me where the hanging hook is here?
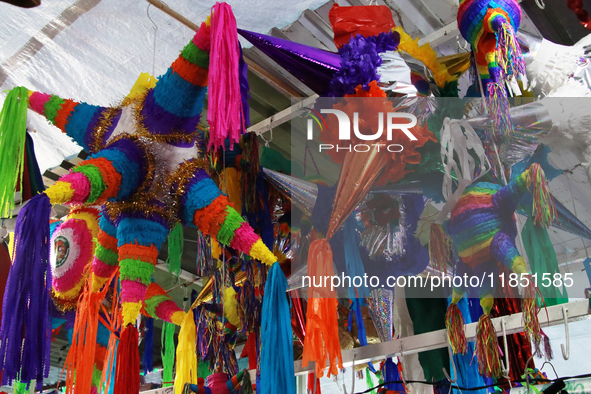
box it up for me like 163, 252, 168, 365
260, 117, 274, 148
442, 345, 457, 384
535, 0, 545, 9
500, 319, 511, 378
456, 35, 469, 52
561, 305, 570, 360
146, 3, 159, 77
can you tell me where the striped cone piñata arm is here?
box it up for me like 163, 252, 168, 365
141, 19, 210, 144
28, 91, 120, 154
91, 210, 119, 293
44, 136, 152, 206
117, 212, 169, 326
143, 282, 185, 326
172, 159, 276, 266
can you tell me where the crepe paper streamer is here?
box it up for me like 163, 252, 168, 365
64, 279, 111, 394
329, 3, 396, 49
142, 317, 154, 375
328, 32, 400, 97
161, 322, 176, 388
174, 311, 198, 394
302, 239, 343, 378
91, 212, 119, 293
393, 27, 467, 88
0, 87, 28, 218
208, 2, 244, 150
166, 223, 184, 277
224, 286, 242, 329
144, 282, 185, 325
113, 325, 140, 394
474, 307, 502, 378
260, 262, 295, 394
445, 303, 468, 355
0, 193, 52, 389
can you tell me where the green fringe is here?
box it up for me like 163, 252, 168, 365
44, 95, 65, 125
181, 40, 210, 69
161, 321, 176, 387
166, 223, 183, 277
72, 164, 106, 204
0, 87, 29, 218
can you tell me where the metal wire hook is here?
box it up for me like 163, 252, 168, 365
561, 306, 570, 360
147, 3, 159, 76
535, 0, 545, 10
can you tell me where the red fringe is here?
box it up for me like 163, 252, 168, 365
114, 325, 140, 394
446, 303, 467, 355
475, 314, 502, 378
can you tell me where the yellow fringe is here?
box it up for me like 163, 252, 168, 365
393, 26, 466, 88
224, 286, 242, 329
171, 311, 185, 326
45, 182, 74, 204
125, 73, 158, 103
249, 239, 277, 266
122, 301, 143, 326
67, 210, 100, 238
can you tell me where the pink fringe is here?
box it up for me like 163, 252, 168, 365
120, 280, 147, 303
230, 222, 260, 254
193, 22, 211, 52
92, 257, 117, 277
155, 300, 182, 322
207, 2, 244, 150
29, 92, 51, 114
61, 172, 91, 204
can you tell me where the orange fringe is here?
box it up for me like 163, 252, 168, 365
301, 239, 343, 378
97, 230, 118, 252
118, 243, 159, 265
79, 157, 122, 201
61, 267, 116, 394
171, 56, 209, 87
55, 99, 78, 132
193, 194, 230, 236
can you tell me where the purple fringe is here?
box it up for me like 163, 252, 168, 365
141, 89, 200, 147
328, 31, 400, 97
0, 193, 52, 389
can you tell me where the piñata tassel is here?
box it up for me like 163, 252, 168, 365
522, 280, 543, 357
114, 325, 140, 394
241, 368, 253, 394
429, 223, 452, 272
528, 163, 556, 227
207, 2, 244, 150
487, 81, 512, 138
174, 311, 198, 394
475, 313, 502, 378
161, 322, 176, 388
260, 262, 296, 394
445, 303, 467, 355
495, 21, 526, 80
542, 329, 553, 360
301, 239, 343, 378
166, 223, 184, 277
0, 86, 29, 218
142, 317, 154, 375
0, 193, 52, 389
